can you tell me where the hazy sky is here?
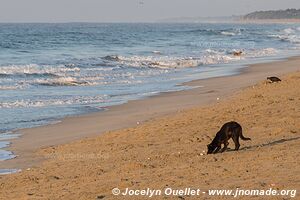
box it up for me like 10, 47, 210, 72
0, 0, 299, 22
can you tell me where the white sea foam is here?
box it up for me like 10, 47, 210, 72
269, 27, 300, 45
0, 133, 20, 141
221, 31, 236, 36
0, 85, 24, 90
102, 47, 280, 70
115, 55, 200, 68
34, 77, 91, 86
283, 28, 295, 34
245, 48, 278, 57
104, 53, 244, 69
0, 64, 80, 76
0, 95, 108, 109
152, 50, 162, 54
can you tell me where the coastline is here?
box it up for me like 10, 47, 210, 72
0, 56, 299, 200
0, 55, 299, 170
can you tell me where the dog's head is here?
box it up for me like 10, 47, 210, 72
207, 143, 216, 154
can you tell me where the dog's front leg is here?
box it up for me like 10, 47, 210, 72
220, 142, 229, 153
213, 145, 221, 153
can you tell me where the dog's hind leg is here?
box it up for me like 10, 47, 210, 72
232, 135, 240, 151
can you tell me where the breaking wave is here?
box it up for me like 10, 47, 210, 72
269, 27, 300, 45
0, 47, 280, 91
0, 85, 24, 90
0, 64, 80, 77
102, 48, 277, 69
0, 95, 109, 109
102, 54, 241, 69
178, 28, 243, 37
34, 77, 91, 86
221, 31, 237, 36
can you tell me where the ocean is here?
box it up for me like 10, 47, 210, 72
1, 23, 300, 163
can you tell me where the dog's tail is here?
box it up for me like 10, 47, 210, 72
239, 127, 251, 141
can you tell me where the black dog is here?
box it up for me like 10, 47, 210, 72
207, 121, 251, 154
267, 76, 281, 83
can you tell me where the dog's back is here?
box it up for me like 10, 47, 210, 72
267, 76, 281, 83
220, 121, 241, 134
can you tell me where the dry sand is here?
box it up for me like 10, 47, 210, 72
0, 58, 299, 199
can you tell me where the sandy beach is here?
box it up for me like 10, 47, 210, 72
0, 56, 299, 199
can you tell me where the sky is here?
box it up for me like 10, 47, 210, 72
0, 0, 299, 22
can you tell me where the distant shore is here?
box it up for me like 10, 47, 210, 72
239, 19, 300, 24
159, 18, 300, 24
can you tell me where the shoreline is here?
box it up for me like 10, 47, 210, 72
0, 59, 299, 200
1, 55, 300, 170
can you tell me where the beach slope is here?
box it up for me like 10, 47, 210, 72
0, 71, 299, 199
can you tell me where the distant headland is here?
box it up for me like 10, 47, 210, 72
160, 8, 300, 23
243, 9, 300, 20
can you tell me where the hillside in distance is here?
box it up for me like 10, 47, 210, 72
244, 9, 300, 20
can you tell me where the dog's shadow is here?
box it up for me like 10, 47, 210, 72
226, 136, 300, 152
